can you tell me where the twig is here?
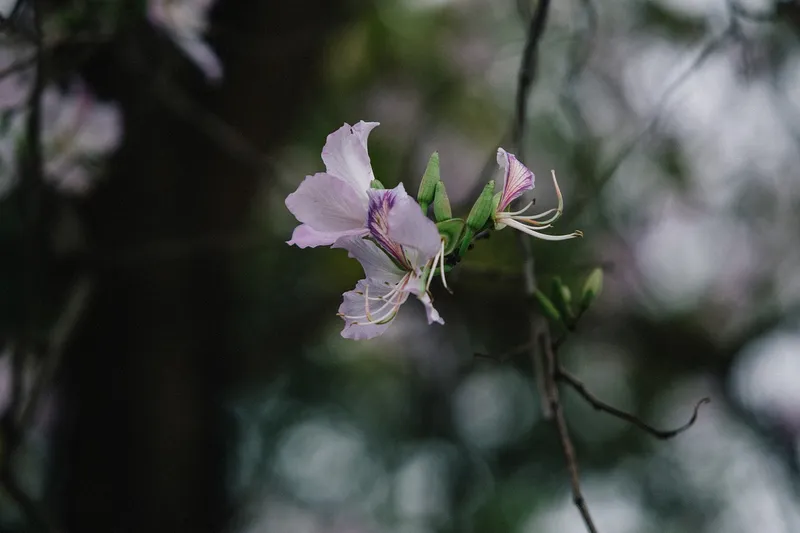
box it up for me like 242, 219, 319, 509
540, 334, 598, 533
19, 278, 93, 430
556, 368, 710, 439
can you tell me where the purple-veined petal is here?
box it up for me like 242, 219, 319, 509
339, 279, 406, 340
285, 172, 369, 235
366, 185, 408, 268
287, 224, 367, 248
385, 188, 441, 265
333, 235, 405, 285
496, 148, 534, 213
321, 121, 379, 197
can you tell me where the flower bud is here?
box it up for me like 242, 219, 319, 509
466, 180, 495, 232
417, 151, 440, 211
534, 289, 563, 325
580, 268, 603, 311
433, 181, 452, 222
551, 277, 574, 323
370, 179, 385, 189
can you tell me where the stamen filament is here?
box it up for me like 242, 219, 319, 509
503, 218, 583, 241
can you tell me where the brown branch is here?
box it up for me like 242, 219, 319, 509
556, 368, 710, 439
540, 334, 598, 533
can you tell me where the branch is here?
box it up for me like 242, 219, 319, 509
556, 368, 710, 439
540, 334, 598, 533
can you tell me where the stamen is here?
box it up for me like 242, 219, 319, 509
438, 239, 451, 293
425, 250, 440, 293
504, 218, 583, 241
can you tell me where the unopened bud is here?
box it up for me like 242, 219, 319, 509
551, 277, 574, 323
417, 151, 440, 211
370, 179, 385, 189
580, 268, 603, 311
466, 180, 495, 232
433, 181, 452, 222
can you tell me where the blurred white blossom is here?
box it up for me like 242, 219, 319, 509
148, 0, 223, 81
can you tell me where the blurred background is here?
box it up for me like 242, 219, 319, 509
1, 0, 800, 532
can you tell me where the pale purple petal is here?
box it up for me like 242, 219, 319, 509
416, 292, 444, 326
321, 121, 379, 196
174, 35, 223, 81
496, 147, 534, 212
385, 186, 441, 264
333, 235, 404, 285
285, 172, 369, 235
287, 224, 367, 248
366, 185, 408, 267
339, 280, 401, 340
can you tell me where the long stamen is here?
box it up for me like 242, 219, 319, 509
505, 201, 535, 216
504, 218, 583, 241
501, 170, 566, 226
425, 249, 440, 293
438, 239, 450, 293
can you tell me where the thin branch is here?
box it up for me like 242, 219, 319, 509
557, 368, 710, 439
540, 334, 598, 533
19, 278, 93, 430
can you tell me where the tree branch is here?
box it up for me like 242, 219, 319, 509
556, 368, 710, 439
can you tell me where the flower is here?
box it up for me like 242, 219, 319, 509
148, 0, 223, 81
492, 148, 582, 241
41, 84, 122, 194
334, 183, 448, 340
285, 121, 380, 248
0, 81, 122, 197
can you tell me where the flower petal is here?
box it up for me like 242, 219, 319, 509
333, 235, 404, 284
339, 279, 404, 340
173, 35, 223, 82
385, 186, 441, 264
416, 292, 445, 326
287, 224, 367, 248
321, 121, 379, 196
496, 148, 534, 212
285, 172, 369, 235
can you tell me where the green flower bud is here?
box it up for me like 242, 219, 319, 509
580, 268, 604, 311
433, 181, 452, 222
466, 180, 495, 232
534, 289, 563, 325
436, 218, 465, 255
417, 151, 440, 211
551, 277, 574, 323
370, 179, 385, 189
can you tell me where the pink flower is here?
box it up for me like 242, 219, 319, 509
285, 121, 380, 248
492, 148, 582, 241
334, 184, 446, 340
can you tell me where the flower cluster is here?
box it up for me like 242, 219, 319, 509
285, 121, 582, 340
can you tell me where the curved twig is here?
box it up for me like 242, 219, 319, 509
556, 367, 711, 439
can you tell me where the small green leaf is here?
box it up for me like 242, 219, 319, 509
580, 268, 604, 311
417, 151, 440, 211
370, 179, 385, 189
433, 181, 452, 222
436, 218, 465, 255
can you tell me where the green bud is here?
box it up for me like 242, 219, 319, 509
436, 218, 465, 255
550, 277, 574, 323
580, 268, 604, 311
433, 181, 452, 222
417, 151, 440, 211
534, 289, 563, 325
370, 179, 385, 189
466, 180, 495, 232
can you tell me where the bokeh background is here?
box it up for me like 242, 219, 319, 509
1, 0, 800, 532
